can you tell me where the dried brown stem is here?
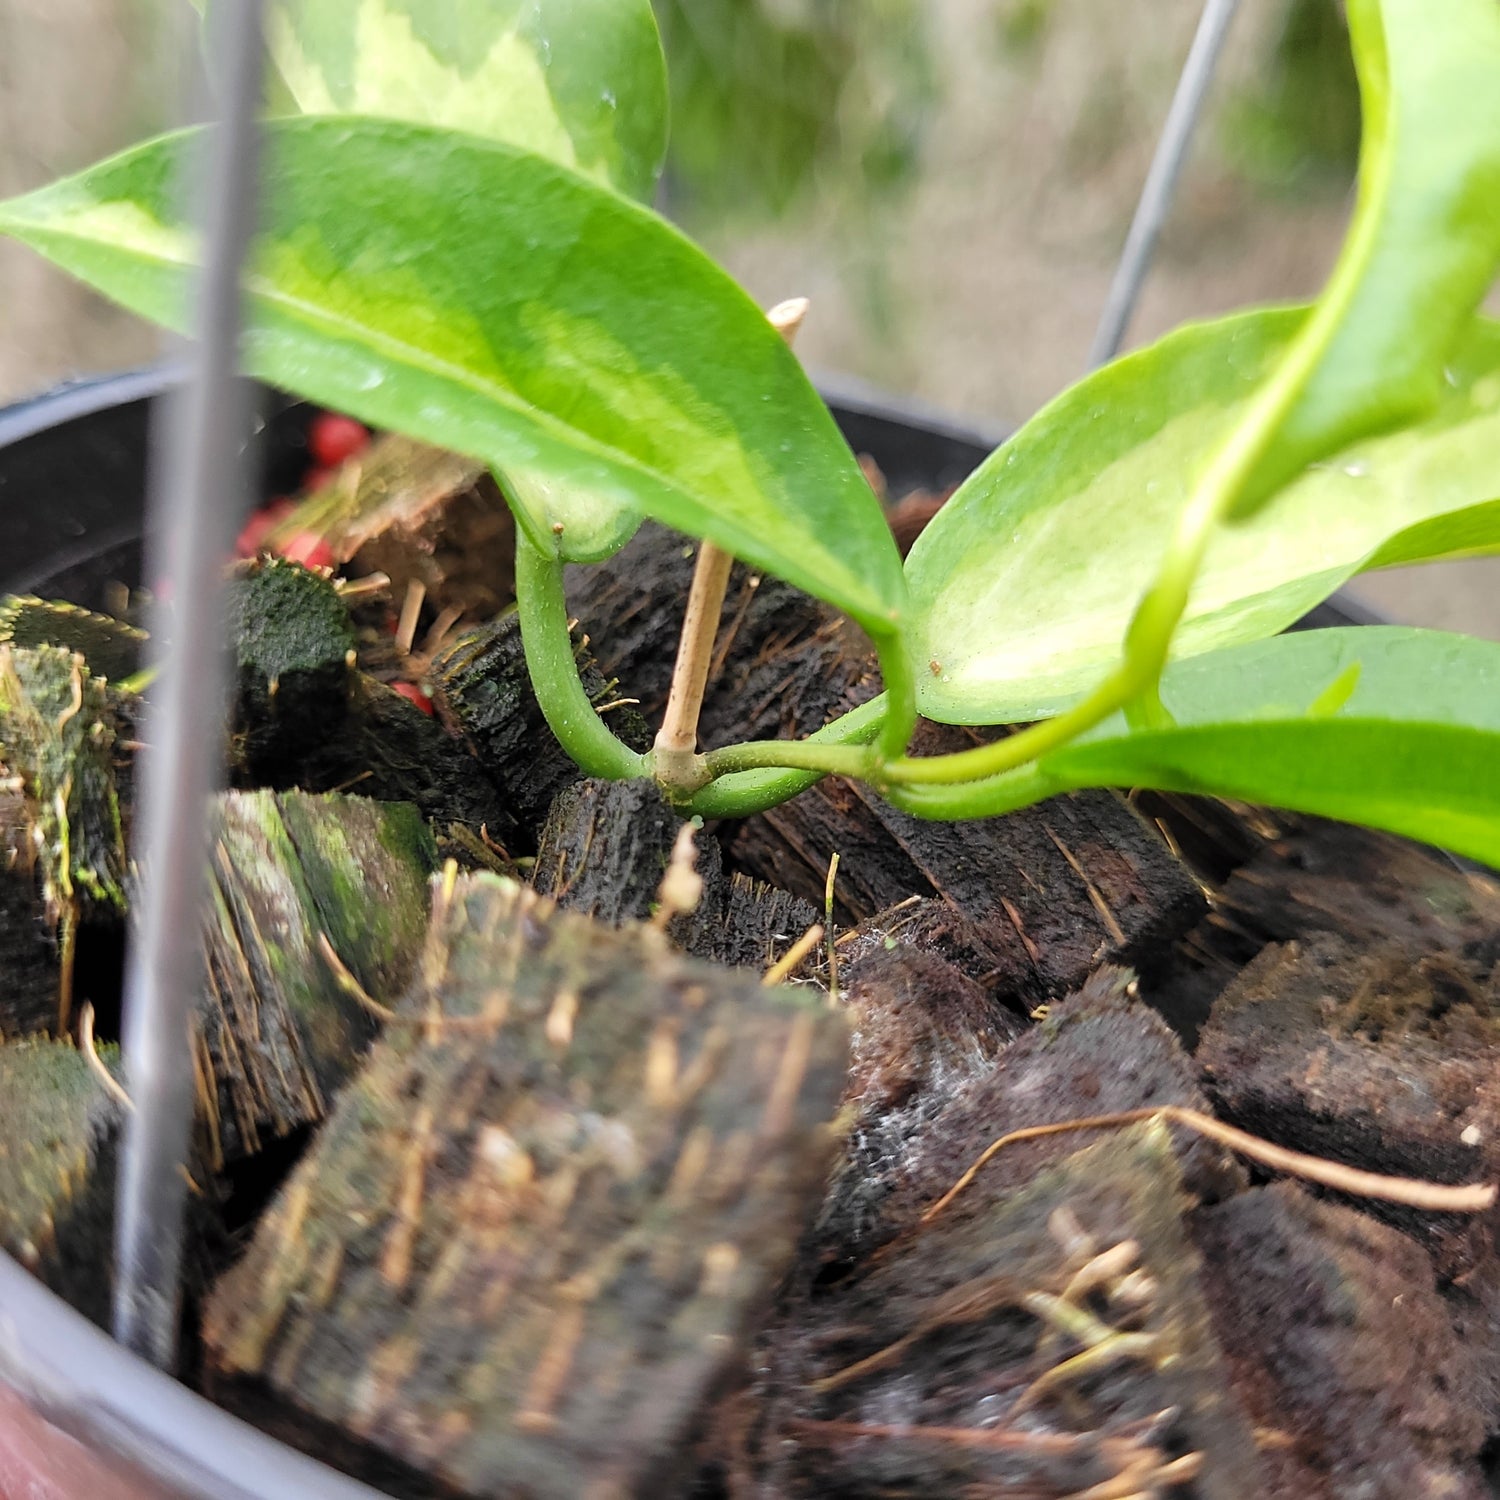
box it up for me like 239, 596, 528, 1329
652, 297, 808, 793
395, 578, 426, 658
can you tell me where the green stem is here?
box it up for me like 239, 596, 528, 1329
686, 693, 888, 819
701, 738, 873, 780
881, 762, 1063, 820
872, 626, 918, 762
514, 532, 647, 782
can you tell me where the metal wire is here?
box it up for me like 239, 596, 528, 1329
1087, 0, 1242, 369
112, 0, 267, 1369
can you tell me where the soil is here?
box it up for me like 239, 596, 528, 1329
2, 440, 1499, 1500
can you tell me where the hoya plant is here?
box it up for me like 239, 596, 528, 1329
4, 0, 1500, 864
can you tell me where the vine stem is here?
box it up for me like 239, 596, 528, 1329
652, 296, 809, 796
514, 530, 647, 781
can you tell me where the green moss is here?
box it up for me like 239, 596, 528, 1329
0, 645, 128, 923
0, 1039, 120, 1252
0, 596, 146, 684
231, 557, 356, 682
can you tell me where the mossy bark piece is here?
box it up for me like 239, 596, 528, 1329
0, 1038, 123, 1325
197, 789, 435, 1167
0, 784, 61, 1036
0, 644, 128, 919
203, 875, 849, 1500
1193, 1184, 1490, 1499
230, 556, 357, 773
1197, 934, 1500, 1283
0, 644, 129, 1032
431, 611, 650, 843
818, 968, 1242, 1262
285, 434, 516, 623
0, 595, 146, 684
533, 778, 819, 975
742, 1124, 1261, 1499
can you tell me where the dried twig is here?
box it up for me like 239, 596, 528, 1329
652, 821, 704, 929
922, 1105, 1498, 1226
824, 849, 841, 1004
762, 923, 825, 987
394, 578, 426, 657
80, 1001, 133, 1114
316, 931, 397, 1022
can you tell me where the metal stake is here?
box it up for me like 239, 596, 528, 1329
1087, 0, 1241, 369
112, 0, 267, 1368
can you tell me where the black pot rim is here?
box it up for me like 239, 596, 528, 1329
0, 364, 179, 450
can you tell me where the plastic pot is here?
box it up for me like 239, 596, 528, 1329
0, 365, 1012, 1500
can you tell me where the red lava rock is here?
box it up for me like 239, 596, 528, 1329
279, 531, 335, 571
307, 411, 370, 468
234, 497, 294, 559
390, 680, 433, 716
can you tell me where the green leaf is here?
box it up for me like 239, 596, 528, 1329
260, 0, 669, 201
500, 463, 642, 565
926, 628, 1500, 869
1364, 498, 1500, 570
906, 309, 1500, 723
1251, 0, 1500, 510
0, 117, 903, 636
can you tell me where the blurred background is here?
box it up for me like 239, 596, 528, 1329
1, 0, 1496, 632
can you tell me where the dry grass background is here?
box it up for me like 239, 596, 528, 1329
0, 0, 1495, 632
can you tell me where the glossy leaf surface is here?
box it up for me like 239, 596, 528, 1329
907, 310, 1500, 722
1252, 0, 1500, 508
0, 117, 905, 634
941, 628, 1500, 869
262, 0, 668, 200
1363, 499, 1500, 570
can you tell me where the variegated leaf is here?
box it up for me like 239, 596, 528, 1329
256, 0, 668, 201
